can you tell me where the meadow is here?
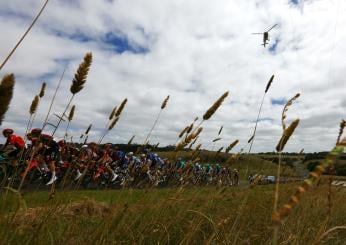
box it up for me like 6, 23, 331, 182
0, 2, 346, 244
1, 180, 346, 244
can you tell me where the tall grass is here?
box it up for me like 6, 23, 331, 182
52, 53, 92, 136
273, 93, 301, 245
0, 0, 50, 71
0, 74, 15, 125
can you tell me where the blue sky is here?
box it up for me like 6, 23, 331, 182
0, 0, 345, 152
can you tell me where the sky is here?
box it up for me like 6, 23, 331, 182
0, 0, 345, 153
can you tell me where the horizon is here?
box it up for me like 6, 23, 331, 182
0, 0, 345, 152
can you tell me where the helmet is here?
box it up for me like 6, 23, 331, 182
30, 128, 42, 137
2, 128, 14, 136
58, 139, 66, 147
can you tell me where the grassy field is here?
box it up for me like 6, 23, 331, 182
1, 180, 346, 244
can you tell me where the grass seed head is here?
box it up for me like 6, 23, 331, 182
29, 95, 40, 115
68, 105, 75, 121
186, 123, 194, 134
265, 75, 274, 93
179, 126, 189, 138
39, 81, 46, 98
218, 126, 223, 135
161, 95, 170, 109
85, 124, 92, 135
225, 139, 239, 153
109, 106, 117, 120
216, 147, 224, 153
203, 91, 229, 120
109, 117, 119, 130
282, 93, 300, 130
213, 137, 222, 143
115, 98, 128, 117
0, 74, 15, 125
276, 119, 300, 152
70, 52, 92, 95
248, 135, 254, 144
127, 135, 135, 145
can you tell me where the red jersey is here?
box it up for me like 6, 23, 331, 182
7, 134, 25, 149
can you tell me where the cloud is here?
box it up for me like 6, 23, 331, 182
0, 0, 345, 153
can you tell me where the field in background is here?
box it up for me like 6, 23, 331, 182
1, 182, 346, 244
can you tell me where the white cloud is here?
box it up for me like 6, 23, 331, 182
0, 0, 345, 152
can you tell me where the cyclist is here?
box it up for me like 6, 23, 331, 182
1, 128, 25, 166
27, 128, 60, 185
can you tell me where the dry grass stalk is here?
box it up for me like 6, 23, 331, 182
191, 144, 202, 159
273, 108, 300, 245
154, 142, 160, 149
336, 119, 346, 145
53, 53, 92, 136
179, 126, 189, 138
127, 135, 135, 145
99, 116, 119, 144
203, 91, 229, 120
0, 0, 50, 71
192, 127, 203, 139
109, 117, 119, 130
272, 140, 346, 226
226, 151, 241, 165
176, 127, 203, 151
64, 105, 76, 139
144, 95, 170, 145
85, 124, 92, 135
315, 226, 346, 244
282, 93, 300, 130
68, 105, 75, 122
276, 119, 300, 152
218, 126, 223, 135
115, 98, 128, 117
70, 53, 93, 95
216, 147, 224, 154
39, 82, 46, 98
83, 135, 89, 144
186, 123, 194, 134
212, 137, 222, 143
161, 95, 170, 109
326, 119, 345, 218
188, 136, 199, 149
42, 68, 65, 130
109, 106, 117, 120
225, 139, 239, 153
195, 144, 202, 151
0, 74, 15, 125
248, 75, 275, 154
265, 75, 274, 93
29, 95, 40, 115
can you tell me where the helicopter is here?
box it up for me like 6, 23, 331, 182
252, 24, 277, 47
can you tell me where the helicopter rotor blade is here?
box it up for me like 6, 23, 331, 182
251, 33, 263, 35
266, 24, 277, 32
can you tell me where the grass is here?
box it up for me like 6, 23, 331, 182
1, 183, 346, 244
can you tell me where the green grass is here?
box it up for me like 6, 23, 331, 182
1, 182, 346, 244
